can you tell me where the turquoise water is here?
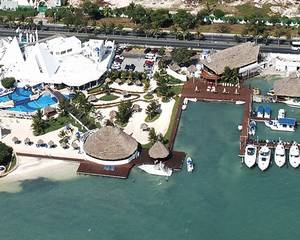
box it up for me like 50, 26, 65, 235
0, 88, 32, 102
1, 102, 300, 239
245, 76, 281, 94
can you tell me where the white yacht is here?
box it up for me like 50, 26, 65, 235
186, 157, 194, 172
283, 99, 300, 109
264, 118, 296, 132
138, 162, 172, 177
257, 145, 271, 171
289, 142, 300, 168
235, 101, 245, 105
274, 141, 286, 167
244, 145, 257, 168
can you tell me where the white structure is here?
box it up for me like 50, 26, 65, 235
267, 53, 300, 75
0, 0, 61, 9
0, 35, 115, 89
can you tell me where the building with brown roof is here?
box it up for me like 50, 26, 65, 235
274, 74, 300, 98
201, 42, 260, 81
83, 126, 139, 165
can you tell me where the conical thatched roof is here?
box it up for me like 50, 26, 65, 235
48, 140, 55, 146
105, 77, 111, 83
133, 104, 141, 111
149, 141, 169, 159
87, 95, 97, 102
37, 139, 44, 145
122, 90, 129, 96
43, 106, 56, 115
83, 126, 138, 161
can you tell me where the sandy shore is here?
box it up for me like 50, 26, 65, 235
0, 156, 80, 193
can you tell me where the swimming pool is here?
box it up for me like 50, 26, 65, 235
0, 88, 58, 112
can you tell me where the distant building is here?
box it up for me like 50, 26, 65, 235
267, 53, 300, 74
0, 35, 115, 89
200, 42, 261, 81
274, 73, 300, 98
0, 0, 61, 10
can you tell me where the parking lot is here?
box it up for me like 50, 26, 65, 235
120, 53, 145, 73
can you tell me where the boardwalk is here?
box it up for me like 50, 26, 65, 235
182, 80, 252, 157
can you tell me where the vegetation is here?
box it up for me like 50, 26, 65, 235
1, 77, 16, 89
116, 100, 132, 125
99, 94, 119, 101
32, 110, 46, 136
145, 101, 160, 122
148, 128, 158, 144
0, 142, 13, 167
220, 67, 239, 84
171, 48, 196, 66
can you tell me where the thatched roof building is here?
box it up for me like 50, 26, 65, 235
87, 95, 97, 102
274, 75, 300, 98
149, 141, 169, 159
201, 42, 260, 75
83, 126, 138, 161
43, 106, 56, 117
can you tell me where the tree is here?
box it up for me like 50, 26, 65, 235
158, 47, 165, 56
31, 109, 46, 135
213, 9, 225, 19
116, 100, 132, 125
148, 127, 158, 144
81, 0, 101, 19
172, 9, 195, 29
1, 77, 15, 89
221, 67, 239, 84
0, 142, 13, 166
146, 101, 160, 120
171, 48, 196, 66
150, 8, 172, 28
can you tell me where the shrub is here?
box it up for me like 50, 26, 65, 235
2, 77, 16, 89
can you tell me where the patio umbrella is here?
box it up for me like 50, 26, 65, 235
61, 142, 68, 149
109, 110, 117, 119
12, 137, 18, 143
37, 139, 44, 146
87, 95, 97, 102
48, 140, 55, 147
140, 123, 149, 131
72, 142, 79, 149
135, 80, 142, 86
133, 104, 141, 112
115, 78, 122, 84
122, 90, 129, 97
24, 137, 31, 145
105, 77, 111, 84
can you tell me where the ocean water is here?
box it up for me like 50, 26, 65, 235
1, 102, 300, 240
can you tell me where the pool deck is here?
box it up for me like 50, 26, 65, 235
181, 80, 252, 157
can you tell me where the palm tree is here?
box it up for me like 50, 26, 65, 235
103, 6, 112, 17
146, 101, 159, 120
31, 109, 45, 136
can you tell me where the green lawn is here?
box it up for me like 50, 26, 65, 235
145, 113, 161, 123
144, 94, 154, 100
236, 3, 271, 18
170, 85, 183, 96
43, 115, 72, 134
99, 94, 119, 101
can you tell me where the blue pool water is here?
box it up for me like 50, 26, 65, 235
0, 88, 57, 112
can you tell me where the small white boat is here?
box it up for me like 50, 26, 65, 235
238, 125, 243, 131
248, 120, 256, 136
283, 99, 300, 109
188, 98, 197, 102
264, 118, 296, 132
138, 162, 172, 176
244, 145, 257, 168
289, 142, 300, 168
257, 106, 264, 118
264, 106, 271, 119
274, 141, 286, 167
235, 101, 245, 105
257, 145, 271, 171
186, 157, 194, 172
277, 109, 285, 119
182, 104, 187, 110
183, 98, 188, 105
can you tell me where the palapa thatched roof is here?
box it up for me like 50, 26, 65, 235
24, 137, 31, 144
274, 74, 300, 97
148, 141, 169, 159
43, 106, 56, 115
201, 42, 260, 75
105, 77, 111, 83
12, 136, 18, 143
83, 126, 138, 161
48, 140, 55, 146
87, 95, 97, 102
37, 139, 44, 145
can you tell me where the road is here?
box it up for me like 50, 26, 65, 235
0, 27, 297, 54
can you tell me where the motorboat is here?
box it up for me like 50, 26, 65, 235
186, 157, 194, 172
283, 99, 300, 109
277, 109, 285, 119
264, 118, 296, 132
257, 106, 264, 118
138, 162, 172, 176
181, 104, 187, 110
274, 141, 286, 167
248, 120, 256, 136
183, 98, 188, 105
264, 106, 271, 119
244, 145, 257, 168
238, 124, 243, 131
235, 101, 245, 105
188, 98, 197, 102
289, 142, 300, 168
257, 145, 271, 171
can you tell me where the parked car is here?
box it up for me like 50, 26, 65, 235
115, 55, 124, 60
151, 48, 158, 54
144, 48, 152, 54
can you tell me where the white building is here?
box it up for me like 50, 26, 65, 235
0, 35, 115, 89
0, 0, 61, 10
267, 53, 300, 75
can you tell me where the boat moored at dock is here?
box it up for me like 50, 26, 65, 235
264, 106, 271, 119
264, 118, 296, 132
257, 106, 264, 118
257, 145, 271, 171
289, 142, 300, 168
277, 109, 285, 119
248, 120, 256, 136
186, 157, 194, 172
138, 161, 173, 177
274, 141, 286, 167
244, 145, 257, 168
283, 99, 300, 109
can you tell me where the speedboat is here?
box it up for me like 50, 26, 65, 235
257, 106, 264, 118
264, 118, 296, 132
267, 89, 275, 96
138, 162, 172, 176
283, 99, 300, 109
248, 120, 256, 136
277, 109, 285, 119
244, 145, 257, 168
235, 101, 245, 105
274, 141, 286, 167
181, 104, 187, 110
238, 124, 243, 131
257, 145, 271, 171
183, 98, 188, 105
186, 157, 194, 172
289, 142, 300, 168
